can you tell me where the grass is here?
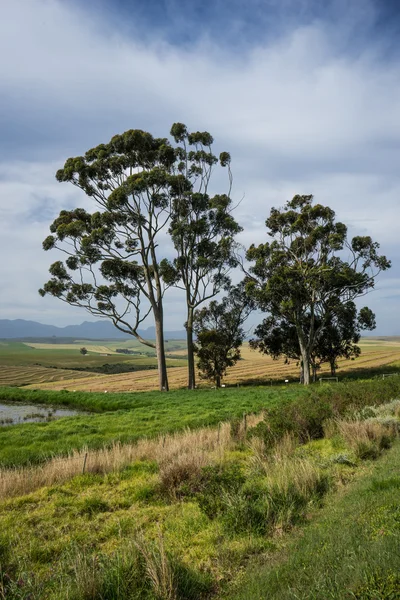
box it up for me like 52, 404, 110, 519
2, 377, 400, 468
0, 386, 399, 599
226, 440, 400, 600
0, 386, 289, 467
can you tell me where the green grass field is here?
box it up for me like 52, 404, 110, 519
0, 381, 399, 599
227, 441, 400, 599
0, 386, 294, 467
1, 375, 400, 468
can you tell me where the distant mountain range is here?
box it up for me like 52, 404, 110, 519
0, 319, 186, 340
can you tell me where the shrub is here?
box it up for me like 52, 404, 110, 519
196, 463, 246, 519
159, 451, 209, 499
336, 419, 398, 461
200, 457, 330, 536
251, 395, 334, 447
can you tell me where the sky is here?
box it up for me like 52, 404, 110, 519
0, 0, 399, 335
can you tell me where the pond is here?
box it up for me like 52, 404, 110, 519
0, 403, 83, 426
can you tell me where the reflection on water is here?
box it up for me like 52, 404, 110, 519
0, 403, 82, 426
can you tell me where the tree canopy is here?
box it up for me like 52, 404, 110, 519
246, 195, 390, 385
39, 128, 187, 391
162, 123, 242, 388
194, 285, 253, 387
39, 124, 240, 392
251, 303, 376, 381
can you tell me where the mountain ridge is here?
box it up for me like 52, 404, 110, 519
0, 319, 186, 340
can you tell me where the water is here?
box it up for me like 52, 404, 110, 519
0, 403, 82, 426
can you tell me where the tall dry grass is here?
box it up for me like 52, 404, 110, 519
134, 530, 176, 600
336, 418, 398, 459
0, 413, 263, 501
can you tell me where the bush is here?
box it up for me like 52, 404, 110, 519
251, 395, 334, 446
220, 458, 330, 535
197, 456, 330, 536
196, 463, 246, 519
159, 452, 209, 499
251, 379, 400, 449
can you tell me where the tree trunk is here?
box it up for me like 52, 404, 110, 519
215, 374, 221, 388
312, 363, 317, 382
186, 308, 196, 390
297, 331, 311, 385
330, 360, 336, 377
154, 309, 169, 391
302, 355, 310, 385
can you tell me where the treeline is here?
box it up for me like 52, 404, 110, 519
39, 124, 390, 389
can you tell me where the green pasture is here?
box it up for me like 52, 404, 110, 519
2, 376, 400, 468
0, 340, 187, 373
0, 381, 400, 599
0, 386, 287, 467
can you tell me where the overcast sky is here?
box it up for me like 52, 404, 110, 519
0, 0, 399, 335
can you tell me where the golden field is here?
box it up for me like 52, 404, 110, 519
22, 339, 400, 392
0, 365, 104, 387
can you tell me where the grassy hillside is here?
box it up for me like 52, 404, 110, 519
227, 441, 400, 599
0, 382, 399, 599
0, 340, 187, 386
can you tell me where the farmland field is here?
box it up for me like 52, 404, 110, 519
0, 339, 187, 388
20, 338, 400, 392
0, 365, 104, 387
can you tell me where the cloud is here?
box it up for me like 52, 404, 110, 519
0, 0, 399, 334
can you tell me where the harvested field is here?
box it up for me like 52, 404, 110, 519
24, 341, 400, 392
0, 365, 102, 387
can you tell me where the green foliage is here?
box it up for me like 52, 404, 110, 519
251, 395, 334, 446
251, 303, 377, 379
250, 377, 400, 448
194, 285, 253, 386
221, 470, 330, 536
165, 122, 242, 388
246, 194, 390, 384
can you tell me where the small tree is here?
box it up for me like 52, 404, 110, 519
193, 285, 253, 387
80, 347, 88, 355
246, 195, 390, 385
162, 123, 242, 389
